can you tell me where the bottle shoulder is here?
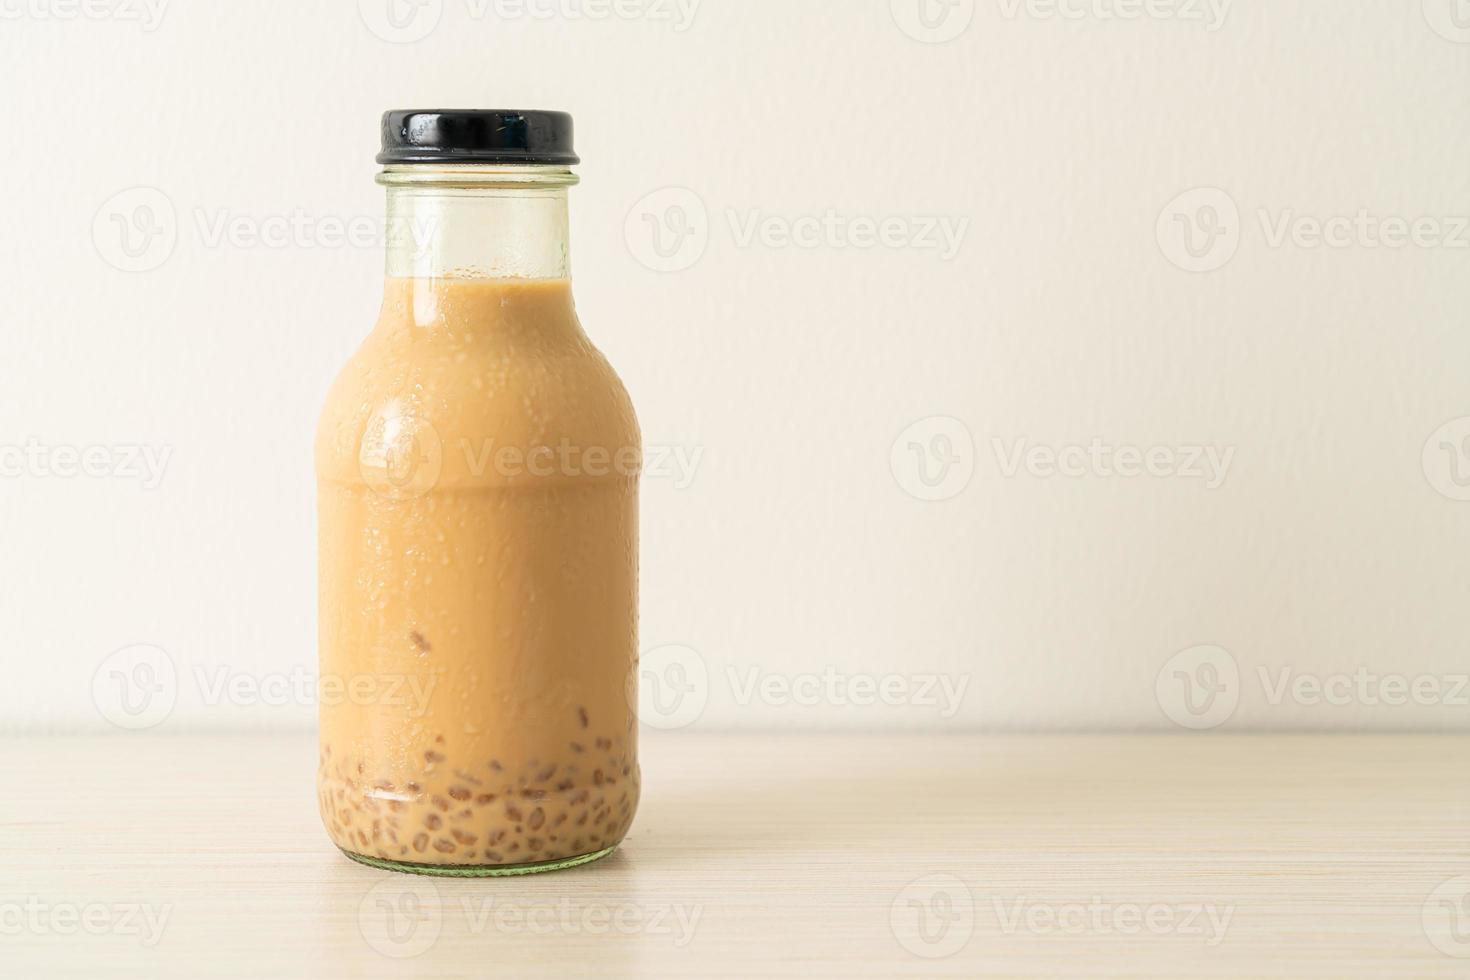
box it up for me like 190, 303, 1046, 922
315, 318, 639, 488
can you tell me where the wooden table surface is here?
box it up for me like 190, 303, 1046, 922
4, 733, 1468, 978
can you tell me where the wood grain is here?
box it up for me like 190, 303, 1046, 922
3, 733, 1467, 978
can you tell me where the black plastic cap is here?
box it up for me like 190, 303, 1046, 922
377, 110, 578, 166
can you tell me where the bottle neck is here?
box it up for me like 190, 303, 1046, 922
380, 165, 577, 280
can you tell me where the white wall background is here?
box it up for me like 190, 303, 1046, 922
2, 0, 1468, 733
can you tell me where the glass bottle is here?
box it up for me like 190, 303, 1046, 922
315, 111, 640, 876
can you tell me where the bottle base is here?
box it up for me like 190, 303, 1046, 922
338, 844, 619, 877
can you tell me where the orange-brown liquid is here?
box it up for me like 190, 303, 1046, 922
315, 277, 639, 867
